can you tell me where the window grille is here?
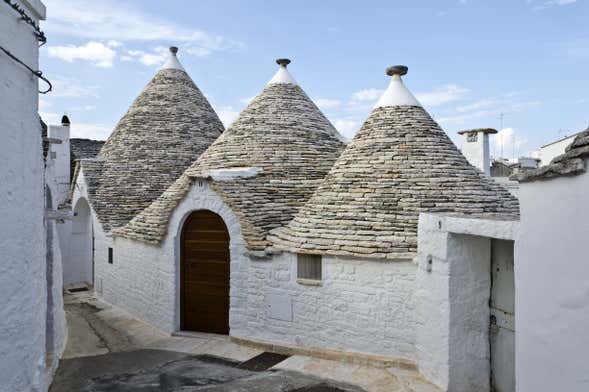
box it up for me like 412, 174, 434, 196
297, 254, 322, 281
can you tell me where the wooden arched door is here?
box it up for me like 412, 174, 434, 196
181, 210, 230, 334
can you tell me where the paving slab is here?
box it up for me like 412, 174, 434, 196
54, 293, 439, 392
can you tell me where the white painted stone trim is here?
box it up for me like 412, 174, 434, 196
374, 74, 421, 108
425, 213, 519, 240
415, 212, 518, 391
205, 166, 263, 181
161, 50, 185, 71
268, 65, 298, 85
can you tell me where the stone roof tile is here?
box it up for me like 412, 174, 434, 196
81, 52, 223, 232
117, 62, 345, 252
271, 68, 519, 260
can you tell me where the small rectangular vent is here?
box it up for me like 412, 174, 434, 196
108, 247, 113, 264
297, 254, 322, 281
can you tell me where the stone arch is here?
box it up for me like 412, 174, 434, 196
180, 209, 230, 334
67, 197, 93, 286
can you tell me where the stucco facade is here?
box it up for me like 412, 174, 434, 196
0, 1, 57, 391
416, 213, 518, 391
516, 168, 589, 391
84, 181, 421, 364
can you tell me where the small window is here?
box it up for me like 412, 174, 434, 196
108, 247, 113, 264
297, 254, 322, 282
467, 132, 478, 143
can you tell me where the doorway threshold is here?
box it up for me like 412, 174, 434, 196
172, 331, 228, 341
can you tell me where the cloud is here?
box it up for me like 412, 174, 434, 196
351, 88, 384, 102
50, 76, 100, 98
334, 119, 359, 139
217, 106, 241, 128
491, 128, 528, 159
44, 0, 242, 56
415, 84, 469, 107
39, 110, 112, 139
126, 47, 169, 66
70, 123, 113, 140
350, 84, 468, 107
47, 41, 116, 67
530, 0, 577, 10
240, 95, 257, 106
315, 98, 342, 110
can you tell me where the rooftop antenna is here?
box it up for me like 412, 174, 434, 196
497, 112, 510, 158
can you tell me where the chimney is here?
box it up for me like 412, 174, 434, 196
61, 114, 70, 126
47, 115, 71, 204
457, 128, 497, 176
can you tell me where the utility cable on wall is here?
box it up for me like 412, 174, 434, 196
0, 45, 52, 93
3, 0, 46, 44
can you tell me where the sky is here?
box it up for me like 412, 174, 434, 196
39, 0, 588, 159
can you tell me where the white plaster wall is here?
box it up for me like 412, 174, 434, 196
232, 252, 418, 361
447, 234, 491, 391
43, 189, 67, 385
516, 171, 589, 391
0, 1, 47, 391
70, 168, 110, 290
461, 132, 490, 175
416, 213, 518, 391
103, 182, 419, 362
100, 182, 244, 333
46, 125, 70, 205
536, 134, 577, 167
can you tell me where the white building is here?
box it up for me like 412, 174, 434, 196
458, 127, 497, 175
0, 1, 66, 390
535, 127, 588, 167
70, 59, 523, 391
514, 130, 589, 391
68, 47, 223, 289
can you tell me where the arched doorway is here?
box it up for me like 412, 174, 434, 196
180, 210, 230, 334
68, 198, 93, 286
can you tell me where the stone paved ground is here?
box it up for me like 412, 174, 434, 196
50, 293, 439, 392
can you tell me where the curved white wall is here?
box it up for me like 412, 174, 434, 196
103, 181, 419, 363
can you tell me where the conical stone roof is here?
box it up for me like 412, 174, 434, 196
271, 66, 520, 260
116, 59, 345, 255
86, 47, 224, 232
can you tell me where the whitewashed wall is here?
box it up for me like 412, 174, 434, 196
103, 181, 419, 363
0, 1, 48, 391
43, 189, 66, 385
536, 134, 578, 167
232, 252, 418, 361
416, 213, 518, 391
69, 169, 100, 286
460, 132, 491, 175
102, 181, 243, 332
516, 170, 589, 391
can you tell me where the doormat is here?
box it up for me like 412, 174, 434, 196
237, 352, 290, 371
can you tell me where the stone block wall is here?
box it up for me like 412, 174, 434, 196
94, 180, 420, 364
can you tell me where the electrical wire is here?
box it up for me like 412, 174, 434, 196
0, 45, 52, 93
3, 0, 46, 44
